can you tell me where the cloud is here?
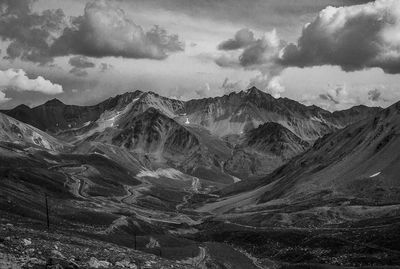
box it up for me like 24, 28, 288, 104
248, 74, 285, 98
218, 28, 255, 50
69, 68, 88, 77
0, 0, 66, 64
368, 88, 382, 102
99, 63, 114, 72
0, 0, 183, 64
68, 56, 95, 77
0, 68, 63, 95
367, 88, 390, 102
317, 85, 357, 110
220, 78, 242, 94
51, 0, 184, 60
215, 53, 240, 68
0, 91, 11, 103
216, 29, 286, 96
299, 85, 362, 111
127, 0, 374, 37
280, 0, 400, 74
69, 56, 95, 69
216, 29, 283, 69
266, 76, 285, 98
194, 83, 211, 98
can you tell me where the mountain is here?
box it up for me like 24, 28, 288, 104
224, 122, 310, 178
179, 87, 382, 141
2, 87, 381, 141
0, 91, 144, 132
0, 112, 64, 150
1, 88, 399, 268
199, 100, 400, 228
1, 88, 382, 182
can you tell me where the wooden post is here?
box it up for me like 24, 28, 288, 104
45, 193, 50, 230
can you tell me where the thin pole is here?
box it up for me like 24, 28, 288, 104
45, 193, 50, 229
134, 232, 137, 250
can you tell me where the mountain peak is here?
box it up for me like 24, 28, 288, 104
44, 98, 64, 106
14, 104, 31, 111
245, 86, 262, 95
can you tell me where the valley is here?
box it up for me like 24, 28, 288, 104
1, 88, 399, 268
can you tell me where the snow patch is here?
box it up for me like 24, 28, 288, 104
106, 216, 128, 234
232, 176, 242, 183
31, 133, 51, 149
369, 172, 381, 178
311, 116, 324, 123
185, 117, 190, 124
137, 168, 185, 179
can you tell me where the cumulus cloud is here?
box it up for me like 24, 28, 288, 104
51, 0, 184, 60
215, 0, 400, 103
0, 0, 183, 64
216, 29, 283, 69
0, 68, 63, 95
0, 91, 11, 103
280, 0, 400, 74
216, 29, 286, 97
218, 28, 255, 50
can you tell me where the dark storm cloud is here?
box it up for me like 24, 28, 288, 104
0, 0, 184, 64
51, 1, 184, 60
0, 0, 66, 64
280, 0, 400, 74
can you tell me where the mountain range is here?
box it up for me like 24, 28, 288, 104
1, 87, 400, 268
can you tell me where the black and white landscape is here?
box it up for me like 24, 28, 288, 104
1, 0, 400, 268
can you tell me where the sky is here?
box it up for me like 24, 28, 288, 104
0, 0, 400, 111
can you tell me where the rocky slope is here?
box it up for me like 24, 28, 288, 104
1, 91, 144, 133
179, 87, 381, 141
224, 122, 310, 178
0, 112, 64, 150
199, 100, 400, 228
